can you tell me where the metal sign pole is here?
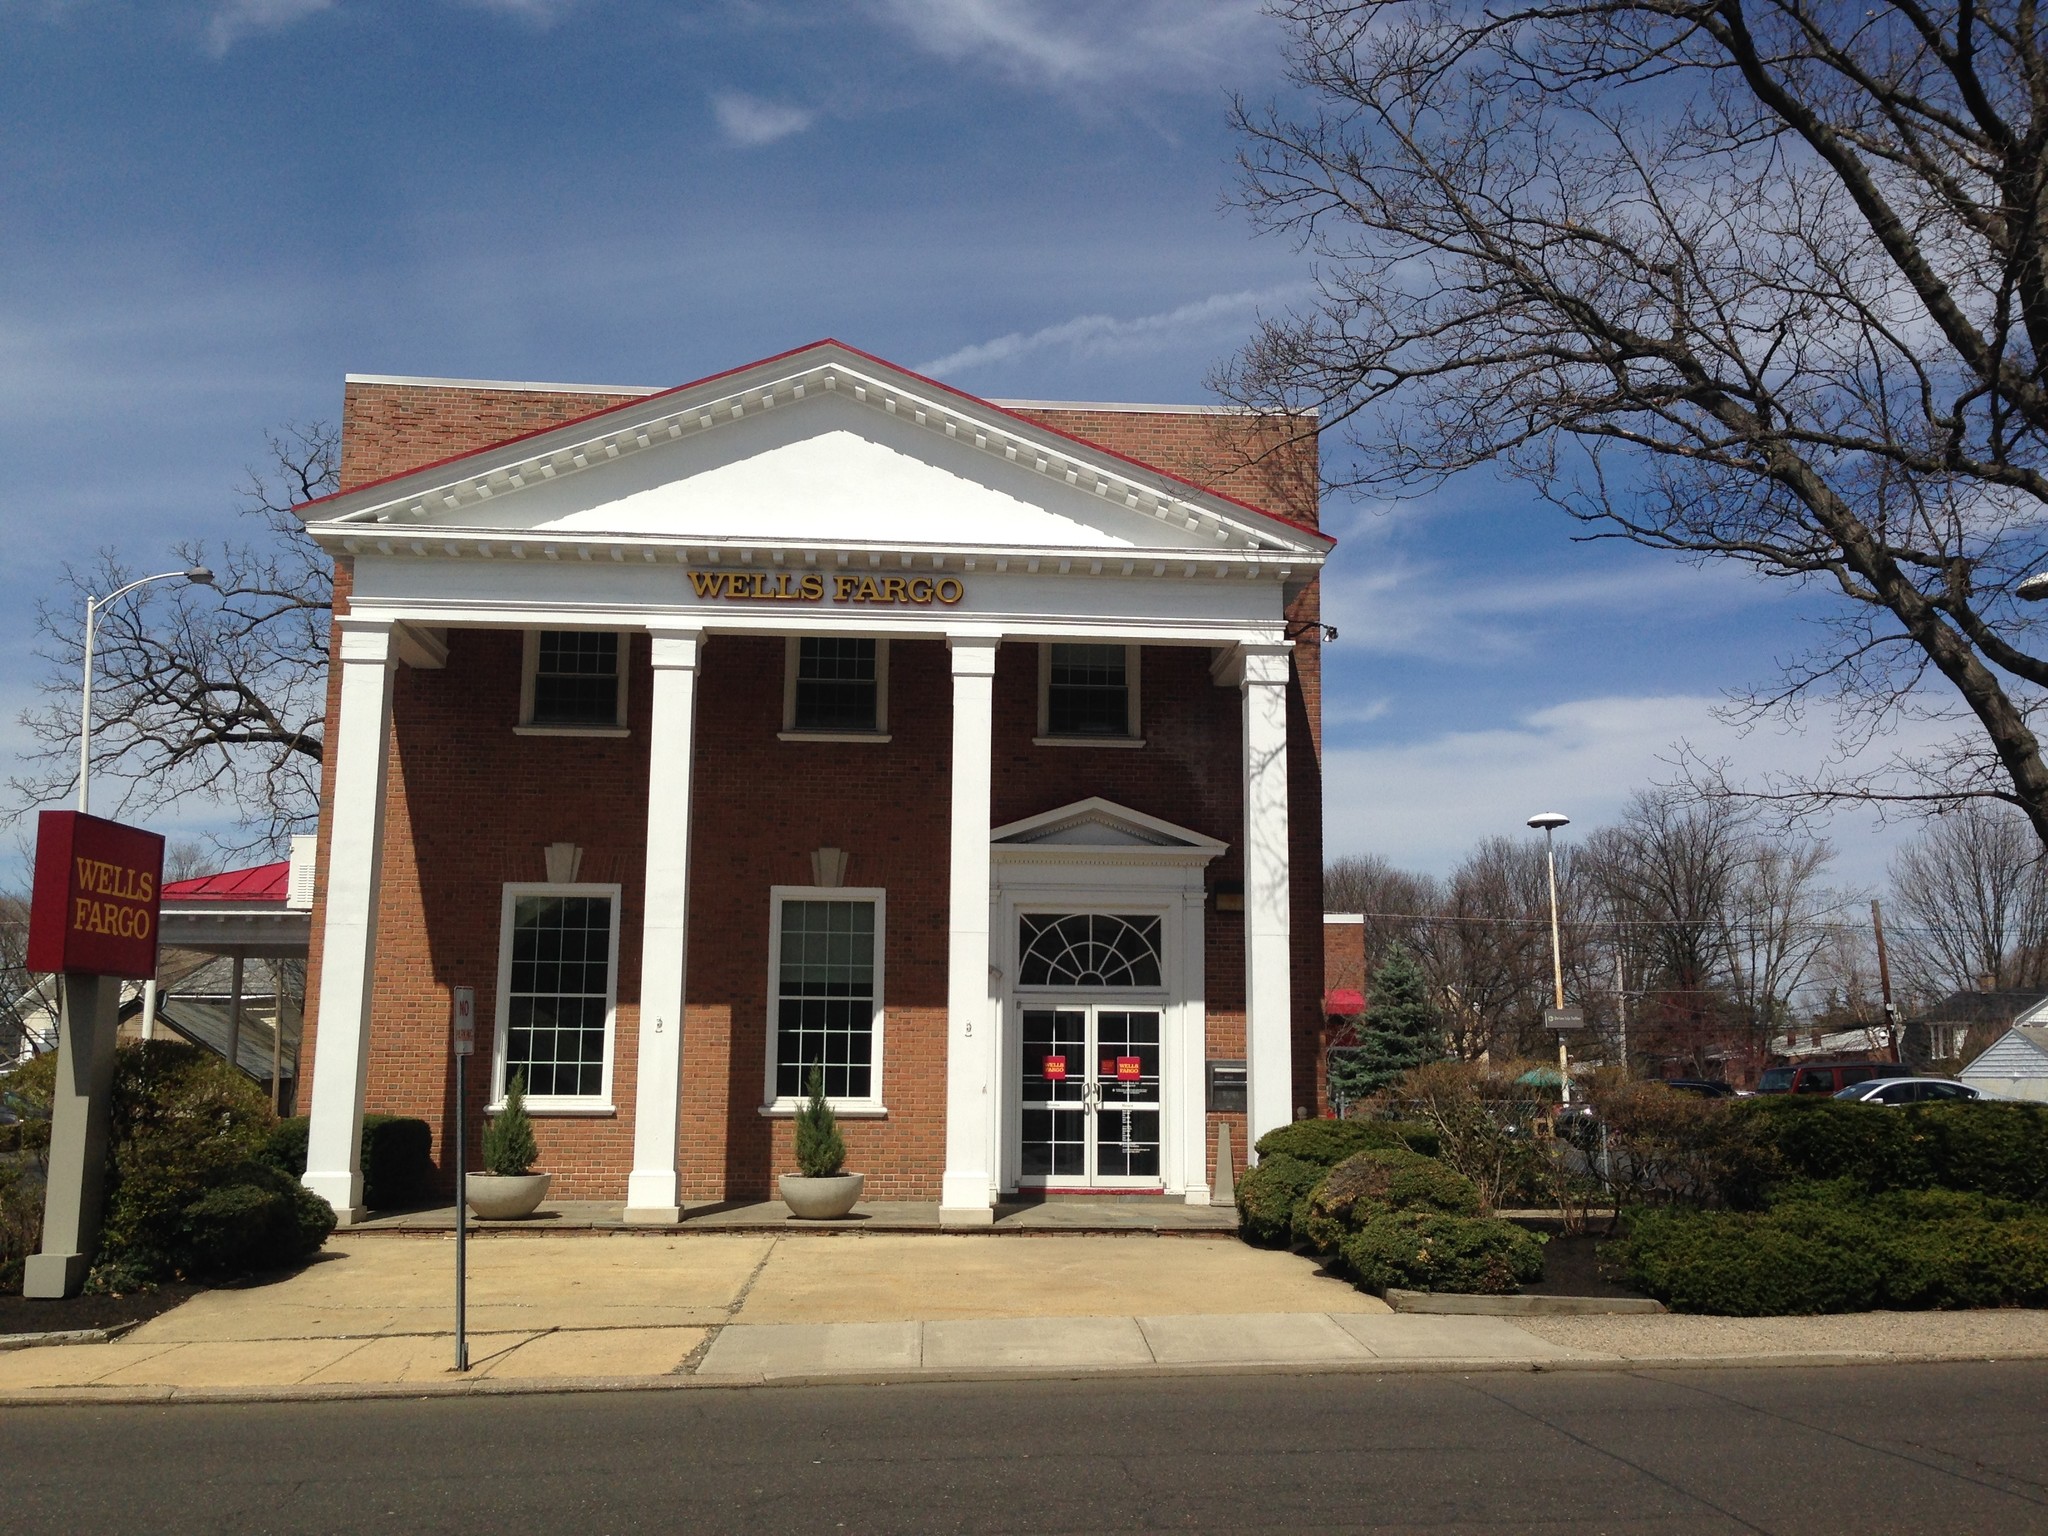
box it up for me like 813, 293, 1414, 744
451, 986, 474, 1373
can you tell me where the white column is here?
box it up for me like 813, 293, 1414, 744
303, 619, 397, 1222
940, 634, 1000, 1226
1177, 886, 1211, 1205
625, 628, 702, 1223
1241, 642, 1295, 1156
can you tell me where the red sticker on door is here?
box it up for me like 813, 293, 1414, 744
1042, 1055, 1067, 1081
1116, 1056, 1143, 1083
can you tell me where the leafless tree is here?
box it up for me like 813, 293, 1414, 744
10, 424, 336, 854
1721, 837, 1843, 1062
1886, 801, 2048, 998
1325, 852, 1440, 973
1223, 1, 2048, 846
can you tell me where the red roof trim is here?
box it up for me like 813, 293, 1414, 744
162, 861, 290, 904
299, 339, 1335, 550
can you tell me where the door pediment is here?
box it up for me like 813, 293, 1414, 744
992, 798, 1227, 860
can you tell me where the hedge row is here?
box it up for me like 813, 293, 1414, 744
1609, 1183, 2048, 1315
1724, 1099, 2048, 1206
262, 1113, 434, 1211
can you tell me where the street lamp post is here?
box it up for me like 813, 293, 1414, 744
77, 567, 213, 815
1527, 811, 1573, 1105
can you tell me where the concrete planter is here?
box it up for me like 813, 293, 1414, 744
778, 1172, 864, 1220
464, 1172, 552, 1220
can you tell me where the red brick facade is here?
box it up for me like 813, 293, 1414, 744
303, 376, 1325, 1201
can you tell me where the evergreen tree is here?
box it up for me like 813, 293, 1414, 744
483, 1072, 539, 1176
793, 1062, 846, 1177
1329, 944, 1444, 1104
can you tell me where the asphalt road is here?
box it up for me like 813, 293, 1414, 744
5, 1363, 2047, 1533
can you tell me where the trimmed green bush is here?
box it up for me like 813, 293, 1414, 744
361, 1115, 434, 1206
1609, 1184, 2048, 1314
1253, 1117, 1439, 1167
1341, 1213, 1546, 1294
1299, 1148, 1481, 1254
1236, 1153, 1325, 1247
260, 1115, 310, 1177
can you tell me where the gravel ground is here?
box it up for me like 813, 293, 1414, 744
1519, 1306, 2048, 1358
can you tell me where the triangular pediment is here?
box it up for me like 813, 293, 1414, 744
300, 342, 1329, 561
992, 798, 1228, 857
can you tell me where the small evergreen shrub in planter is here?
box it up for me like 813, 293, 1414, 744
1235, 1153, 1325, 1247
467, 1075, 551, 1219
780, 1064, 863, 1219
1341, 1213, 1547, 1294
1253, 1118, 1438, 1167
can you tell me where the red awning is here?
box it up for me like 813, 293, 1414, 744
1324, 988, 1366, 1016
161, 861, 290, 904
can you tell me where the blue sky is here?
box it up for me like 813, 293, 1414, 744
0, 0, 1916, 888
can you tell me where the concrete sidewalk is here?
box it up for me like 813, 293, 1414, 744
6, 1230, 2048, 1404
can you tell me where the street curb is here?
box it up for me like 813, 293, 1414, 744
0, 1321, 140, 1352
3, 1346, 2042, 1409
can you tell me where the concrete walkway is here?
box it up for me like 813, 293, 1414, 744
350, 1197, 1241, 1234
6, 1230, 2047, 1404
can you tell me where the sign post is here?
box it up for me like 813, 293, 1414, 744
451, 986, 475, 1372
24, 811, 164, 1299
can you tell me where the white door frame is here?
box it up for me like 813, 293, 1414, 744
989, 799, 1223, 1204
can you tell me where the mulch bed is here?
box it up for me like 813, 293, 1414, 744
1514, 1227, 1646, 1300
0, 1283, 203, 1338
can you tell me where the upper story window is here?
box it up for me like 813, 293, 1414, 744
520, 631, 629, 734
1038, 643, 1141, 745
782, 638, 889, 740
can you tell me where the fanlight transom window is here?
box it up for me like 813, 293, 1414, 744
1018, 913, 1163, 988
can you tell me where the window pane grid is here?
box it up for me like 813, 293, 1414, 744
505, 895, 612, 1098
1018, 913, 1163, 988
775, 899, 877, 1099
532, 631, 620, 726
1047, 643, 1129, 736
793, 638, 878, 731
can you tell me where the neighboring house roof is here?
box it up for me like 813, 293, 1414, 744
153, 996, 300, 1082
1960, 1025, 2048, 1082
1909, 988, 2048, 1027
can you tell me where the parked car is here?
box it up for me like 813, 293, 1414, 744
1661, 1078, 1737, 1098
1755, 1059, 1897, 1095
1832, 1077, 1982, 1105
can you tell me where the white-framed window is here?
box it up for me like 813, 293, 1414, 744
1036, 643, 1142, 746
517, 630, 631, 735
780, 638, 890, 741
1016, 911, 1167, 989
493, 882, 621, 1112
761, 886, 887, 1114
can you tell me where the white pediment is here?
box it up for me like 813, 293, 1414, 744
992, 798, 1228, 857
301, 342, 1330, 563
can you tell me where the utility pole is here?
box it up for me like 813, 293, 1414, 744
1871, 899, 1900, 1062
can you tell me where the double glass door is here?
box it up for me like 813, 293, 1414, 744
1018, 1005, 1162, 1187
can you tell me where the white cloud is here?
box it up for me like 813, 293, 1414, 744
711, 90, 817, 148
203, 0, 332, 55
919, 284, 1312, 377
1323, 693, 1947, 888
870, 0, 1269, 90
1318, 550, 1769, 660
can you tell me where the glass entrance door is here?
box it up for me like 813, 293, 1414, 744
1018, 1006, 1162, 1187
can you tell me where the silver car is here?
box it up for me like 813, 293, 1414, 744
1832, 1077, 1981, 1105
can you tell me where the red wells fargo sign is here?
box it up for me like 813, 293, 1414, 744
28, 811, 165, 978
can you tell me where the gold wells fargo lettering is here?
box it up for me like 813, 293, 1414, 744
687, 569, 963, 606
70, 856, 156, 939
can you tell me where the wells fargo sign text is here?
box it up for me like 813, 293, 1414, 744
687, 571, 965, 606
28, 811, 166, 978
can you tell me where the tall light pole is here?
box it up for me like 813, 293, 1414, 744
77, 566, 213, 815
1527, 811, 1575, 1104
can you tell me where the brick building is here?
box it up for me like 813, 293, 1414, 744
296, 341, 1331, 1225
